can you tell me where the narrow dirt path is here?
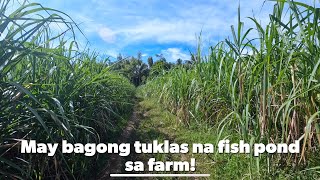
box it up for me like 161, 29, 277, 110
97, 101, 142, 179
97, 98, 201, 180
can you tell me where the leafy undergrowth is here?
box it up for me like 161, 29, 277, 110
133, 97, 320, 180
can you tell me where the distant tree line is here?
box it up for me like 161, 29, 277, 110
110, 52, 194, 86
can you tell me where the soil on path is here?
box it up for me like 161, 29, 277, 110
97, 102, 143, 179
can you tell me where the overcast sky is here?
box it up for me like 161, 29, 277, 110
27, 0, 317, 62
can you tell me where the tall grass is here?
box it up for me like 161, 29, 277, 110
142, 0, 320, 173
0, 1, 134, 179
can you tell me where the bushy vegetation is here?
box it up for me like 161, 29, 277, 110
141, 0, 320, 175
0, 1, 134, 179
111, 53, 175, 86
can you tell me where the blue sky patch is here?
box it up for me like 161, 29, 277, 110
30, 0, 314, 62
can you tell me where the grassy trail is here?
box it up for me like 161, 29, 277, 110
131, 97, 214, 180
97, 97, 215, 179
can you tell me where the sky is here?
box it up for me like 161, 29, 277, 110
24, 0, 317, 62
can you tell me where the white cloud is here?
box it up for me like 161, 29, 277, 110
37, 0, 317, 57
98, 27, 116, 43
74, 15, 118, 44
114, 0, 275, 46
89, 0, 277, 48
161, 48, 190, 62
117, 19, 203, 44
104, 49, 118, 58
